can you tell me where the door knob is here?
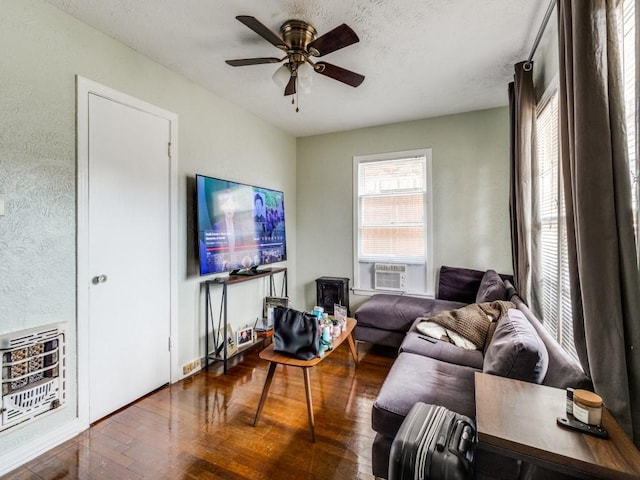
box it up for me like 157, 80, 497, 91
92, 274, 108, 284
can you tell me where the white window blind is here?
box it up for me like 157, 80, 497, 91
621, 0, 638, 243
536, 91, 578, 361
358, 157, 426, 261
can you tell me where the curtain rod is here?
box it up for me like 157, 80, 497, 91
524, 0, 557, 71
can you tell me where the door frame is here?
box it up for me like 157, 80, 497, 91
76, 76, 178, 428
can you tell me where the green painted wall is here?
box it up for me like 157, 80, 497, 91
296, 108, 512, 310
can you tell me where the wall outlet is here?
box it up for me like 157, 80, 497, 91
182, 358, 202, 376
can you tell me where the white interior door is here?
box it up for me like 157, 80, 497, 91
88, 93, 171, 422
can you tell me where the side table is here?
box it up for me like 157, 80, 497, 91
475, 372, 640, 479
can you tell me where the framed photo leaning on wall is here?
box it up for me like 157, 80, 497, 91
237, 327, 254, 347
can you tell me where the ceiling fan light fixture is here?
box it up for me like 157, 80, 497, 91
272, 63, 291, 89
227, 16, 364, 106
297, 62, 313, 94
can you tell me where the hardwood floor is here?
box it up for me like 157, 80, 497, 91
2, 343, 396, 480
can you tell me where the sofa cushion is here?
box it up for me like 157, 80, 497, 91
354, 294, 465, 333
483, 309, 549, 384
354, 324, 407, 348
476, 269, 508, 303
372, 352, 478, 439
400, 329, 484, 369
437, 266, 485, 303
507, 288, 593, 390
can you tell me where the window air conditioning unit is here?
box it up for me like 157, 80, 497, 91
374, 263, 407, 291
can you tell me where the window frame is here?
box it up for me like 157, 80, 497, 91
352, 149, 434, 297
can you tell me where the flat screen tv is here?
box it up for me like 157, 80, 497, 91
196, 174, 287, 276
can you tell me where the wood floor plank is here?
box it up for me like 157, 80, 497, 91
1, 343, 396, 479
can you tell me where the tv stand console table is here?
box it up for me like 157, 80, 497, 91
205, 267, 287, 374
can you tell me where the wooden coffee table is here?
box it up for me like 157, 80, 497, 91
253, 317, 358, 442
475, 372, 640, 479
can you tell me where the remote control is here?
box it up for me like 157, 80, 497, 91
418, 335, 437, 344
556, 416, 608, 439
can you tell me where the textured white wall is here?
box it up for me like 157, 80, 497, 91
296, 108, 513, 311
0, 0, 295, 469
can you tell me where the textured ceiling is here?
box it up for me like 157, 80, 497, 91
44, 0, 549, 137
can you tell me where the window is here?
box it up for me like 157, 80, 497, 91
536, 89, 577, 360
353, 149, 433, 295
535, 0, 637, 360
621, 0, 638, 246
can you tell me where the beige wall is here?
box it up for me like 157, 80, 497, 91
296, 108, 513, 311
0, 0, 295, 470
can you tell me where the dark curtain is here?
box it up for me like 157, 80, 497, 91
508, 62, 542, 316
557, 0, 640, 444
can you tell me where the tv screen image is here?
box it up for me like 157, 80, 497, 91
196, 175, 287, 276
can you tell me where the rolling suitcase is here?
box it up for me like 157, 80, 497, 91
389, 402, 476, 480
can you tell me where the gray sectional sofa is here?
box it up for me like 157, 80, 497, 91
354, 266, 592, 479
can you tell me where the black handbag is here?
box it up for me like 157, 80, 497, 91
273, 306, 320, 360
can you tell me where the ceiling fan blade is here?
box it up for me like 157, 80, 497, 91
307, 24, 359, 57
225, 57, 282, 67
236, 16, 287, 50
284, 75, 296, 96
314, 62, 365, 87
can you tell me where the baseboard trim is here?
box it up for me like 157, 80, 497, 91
0, 419, 86, 476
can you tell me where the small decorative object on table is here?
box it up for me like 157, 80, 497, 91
334, 304, 348, 332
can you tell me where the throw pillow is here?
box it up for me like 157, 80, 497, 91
437, 266, 484, 303
483, 308, 549, 384
476, 269, 508, 303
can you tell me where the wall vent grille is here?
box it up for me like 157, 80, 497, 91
0, 324, 65, 432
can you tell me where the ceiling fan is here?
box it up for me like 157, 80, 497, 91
225, 16, 365, 97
